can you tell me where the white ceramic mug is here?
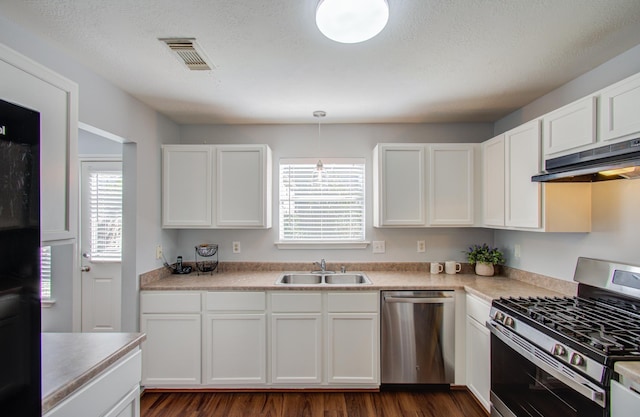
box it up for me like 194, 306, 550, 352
445, 261, 462, 274
430, 262, 443, 274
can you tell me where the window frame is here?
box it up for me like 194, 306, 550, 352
276, 157, 369, 249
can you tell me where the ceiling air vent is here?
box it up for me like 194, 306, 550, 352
159, 38, 213, 71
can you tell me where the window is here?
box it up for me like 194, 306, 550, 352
279, 159, 365, 245
41, 246, 51, 300
89, 170, 123, 262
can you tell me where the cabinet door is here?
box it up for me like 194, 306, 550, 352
271, 313, 322, 384
482, 135, 505, 227
215, 145, 272, 228
373, 144, 426, 227
327, 313, 379, 385
429, 144, 475, 225
543, 96, 597, 156
204, 313, 266, 385
140, 314, 201, 386
505, 120, 541, 228
162, 145, 213, 228
465, 316, 490, 412
600, 72, 640, 142
1, 44, 78, 242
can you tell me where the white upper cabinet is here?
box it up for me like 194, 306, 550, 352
373, 144, 426, 227
428, 144, 475, 226
162, 144, 272, 229
215, 145, 272, 228
505, 120, 542, 229
1, 44, 78, 242
482, 135, 506, 227
543, 96, 597, 157
599, 71, 640, 143
162, 145, 213, 228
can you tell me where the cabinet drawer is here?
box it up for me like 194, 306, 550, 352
327, 292, 379, 312
206, 291, 265, 311
141, 292, 201, 314
466, 293, 490, 324
271, 292, 322, 312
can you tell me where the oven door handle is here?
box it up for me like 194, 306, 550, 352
487, 320, 606, 408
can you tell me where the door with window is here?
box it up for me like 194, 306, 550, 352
80, 161, 123, 332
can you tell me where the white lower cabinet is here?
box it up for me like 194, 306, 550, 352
465, 294, 491, 412
140, 292, 202, 387
204, 292, 267, 385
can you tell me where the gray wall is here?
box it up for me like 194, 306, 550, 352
176, 123, 495, 264
493, 44, 640, 281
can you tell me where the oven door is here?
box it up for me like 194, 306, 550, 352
488, 320, 607, 417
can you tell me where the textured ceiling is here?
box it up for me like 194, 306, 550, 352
2, 0, 640, 124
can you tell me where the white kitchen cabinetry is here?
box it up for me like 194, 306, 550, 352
1, 44, 78, 242
204, 292, 266, 385
271, 292, 323, 385
162, 144, 272, 229
140, 292, 202, 387
505, 120, 542, 229
543, 96, 597, 157
482, 135, 505, 227
44, 349, 141, 417
599, 72, 640, 143
215, 145, 272, 228
429, 144, 476, 226
326, 292, 379, 385
465, 293, 491, 412
482, 123, 590, 232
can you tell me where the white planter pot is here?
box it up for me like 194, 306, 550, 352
475, 262, 495, 277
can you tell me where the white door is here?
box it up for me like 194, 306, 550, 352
80, 161, 123, 332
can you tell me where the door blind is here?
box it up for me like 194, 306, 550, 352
89, 171, 122, 261
279, 160, 365, 241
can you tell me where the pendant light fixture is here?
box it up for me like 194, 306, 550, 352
313, 110, 326, 182
315, 0, 390, 44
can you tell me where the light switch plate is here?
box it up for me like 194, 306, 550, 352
372, 240, 385, 254
417, 240, 426, 253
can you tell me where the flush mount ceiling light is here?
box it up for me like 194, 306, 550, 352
315, 0, 389, 44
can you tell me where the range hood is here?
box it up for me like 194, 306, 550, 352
532, 137, 640, 182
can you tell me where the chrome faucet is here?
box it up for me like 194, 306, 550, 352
314, 258, 327, 272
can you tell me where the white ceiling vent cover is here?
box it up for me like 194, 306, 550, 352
159, 38, 213, 71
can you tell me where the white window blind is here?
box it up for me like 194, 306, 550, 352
90, 171, 123, 262
41, 246, 51, 300
279, 159, 365, 241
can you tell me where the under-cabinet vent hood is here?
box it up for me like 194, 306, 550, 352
159, 38, 213, 71
532, 137, 640, 182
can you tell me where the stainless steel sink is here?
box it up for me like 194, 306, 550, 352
275, 272, 372, 286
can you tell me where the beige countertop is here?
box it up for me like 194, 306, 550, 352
42, 332, 146, 414
140, 270, 570, 302
615, 362, 640, 386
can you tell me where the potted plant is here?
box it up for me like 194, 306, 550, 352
465, 244, 505, 276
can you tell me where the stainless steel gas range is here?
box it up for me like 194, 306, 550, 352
487, 257, 640, 417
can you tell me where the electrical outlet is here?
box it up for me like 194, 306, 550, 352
514, 244, 521, 259
372, 240, 385, 254
156, 245, 163, 259
232, 241, 241, 254
417, 240, 426, 253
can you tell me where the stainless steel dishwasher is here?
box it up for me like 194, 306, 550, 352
381, 290, 455, 386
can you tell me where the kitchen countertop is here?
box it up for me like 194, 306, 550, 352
615, 362, 640, 386
41, 332, 146, 414
140, 270, 570, 302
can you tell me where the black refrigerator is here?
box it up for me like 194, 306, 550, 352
0, 98, 41, 417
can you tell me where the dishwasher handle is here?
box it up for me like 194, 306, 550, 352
383, 295, 454, 304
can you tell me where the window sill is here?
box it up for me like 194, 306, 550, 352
275, 241, 370, 250
41, 299, 57, 308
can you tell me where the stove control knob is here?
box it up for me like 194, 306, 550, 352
503, 316, 515, 328
570, 353, 585, 367
552, 344, 567, 357
493, 311, 505, 322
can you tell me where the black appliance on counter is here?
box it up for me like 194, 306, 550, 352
488, 257, 640, 417
0, 99, 41, 417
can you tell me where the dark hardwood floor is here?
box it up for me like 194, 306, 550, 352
141, 390, 487, 417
